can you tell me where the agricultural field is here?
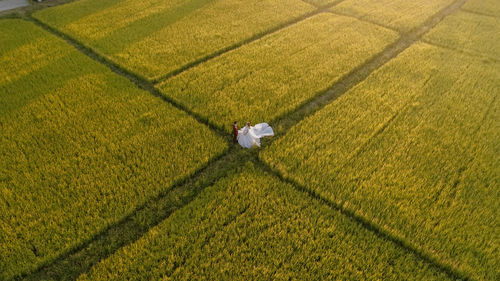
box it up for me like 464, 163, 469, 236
78, 163, 450, 280
0, 19, 226, 280
1, 0, 499, 280
331, 0, 455, 32
261, 43, 499, 280
302, 0, 339, 8
157, 13, 398, 131
462, 0, 500, 17
33, 0, 316, 81
424, 10, 500, 59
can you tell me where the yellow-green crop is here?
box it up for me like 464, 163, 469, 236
157, 13, 398, 131
331, 0, 455, 32
0, 19, 226, 280
78, 162, 450, 280
462, 0, 500, 17
302, 0, 339, 8
33, 0, 315, 81
262, 43, 499, 280
424, 10, 499, 59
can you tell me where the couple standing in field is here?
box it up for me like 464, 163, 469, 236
232, 121, 274, 148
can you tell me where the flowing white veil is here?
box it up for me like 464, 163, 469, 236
238, 123, 274, 148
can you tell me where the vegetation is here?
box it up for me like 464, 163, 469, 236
302, 0, 339, 8
0, 19, 226, 280
424, 10, 500, 60
462, 0, 500, 17
262, 43, 500, 280
78, 162, 450, 280
33, 0, 316, 81
157, 13, 398, 131
331, 0, 455, 32
1, 0, 497, 279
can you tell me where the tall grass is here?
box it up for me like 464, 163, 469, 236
424, 10, 500, 59
78, 162, 450, 280
331, 0, 455, 32
462, 0, 500, 17
0, 19, 226, 279
262, 43, 500, 280
157, 13, 398, 131
33, 0, 316, 81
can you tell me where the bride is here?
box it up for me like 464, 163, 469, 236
238, 122, 274, 148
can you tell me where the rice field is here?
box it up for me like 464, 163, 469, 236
331, 0, 455, 32
462, 0, 500, 17
303, 0, 340, 8
33, 0, 316, 81
424, 10, 500, 59
261, 43, 500, 281
78, 163, 451, 280
0, 19, 226, 280
157, 13, 398, 131
2, 0, 499, 280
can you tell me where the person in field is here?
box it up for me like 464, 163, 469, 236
237, 122, 274, 148
232, 121, 239, 143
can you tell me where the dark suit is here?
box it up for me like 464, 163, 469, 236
232, 124, 238, 143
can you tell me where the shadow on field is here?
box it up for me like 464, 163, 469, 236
255, 159, 470, 281
269, 0, 470, 140
17, 0, 471, 279
21, 148, 258, 281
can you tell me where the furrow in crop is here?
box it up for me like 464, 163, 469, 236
21, 148, 248, 280
269, 0, 468, 138
27, 16, 229, 140
255, 160, 469, 281
152, 0, 347, 84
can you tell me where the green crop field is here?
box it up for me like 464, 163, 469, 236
424, 10, 499, 59
1, 0, 499, 280
462, 0, 500, 17
331, 0, 455, 32
78, 163, 450, 280
0, 19, 226, 279
33, 0, 315, 81
157, 13, 398, 131
261, 43, 499, 280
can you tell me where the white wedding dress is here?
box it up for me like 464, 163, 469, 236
238, 123, 274, 148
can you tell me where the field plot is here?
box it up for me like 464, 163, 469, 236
331, 0, 454, 32
33, 0, 315, 81
302, 0, 339, 8
158, 13, 398, 131
262, 43, 499, 280
0, 19, 226, 280
424, 10, 500, 60
462, 0, 500, 17
78, 163, 450, 280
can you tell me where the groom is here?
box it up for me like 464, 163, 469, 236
232, 121, 238, 143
